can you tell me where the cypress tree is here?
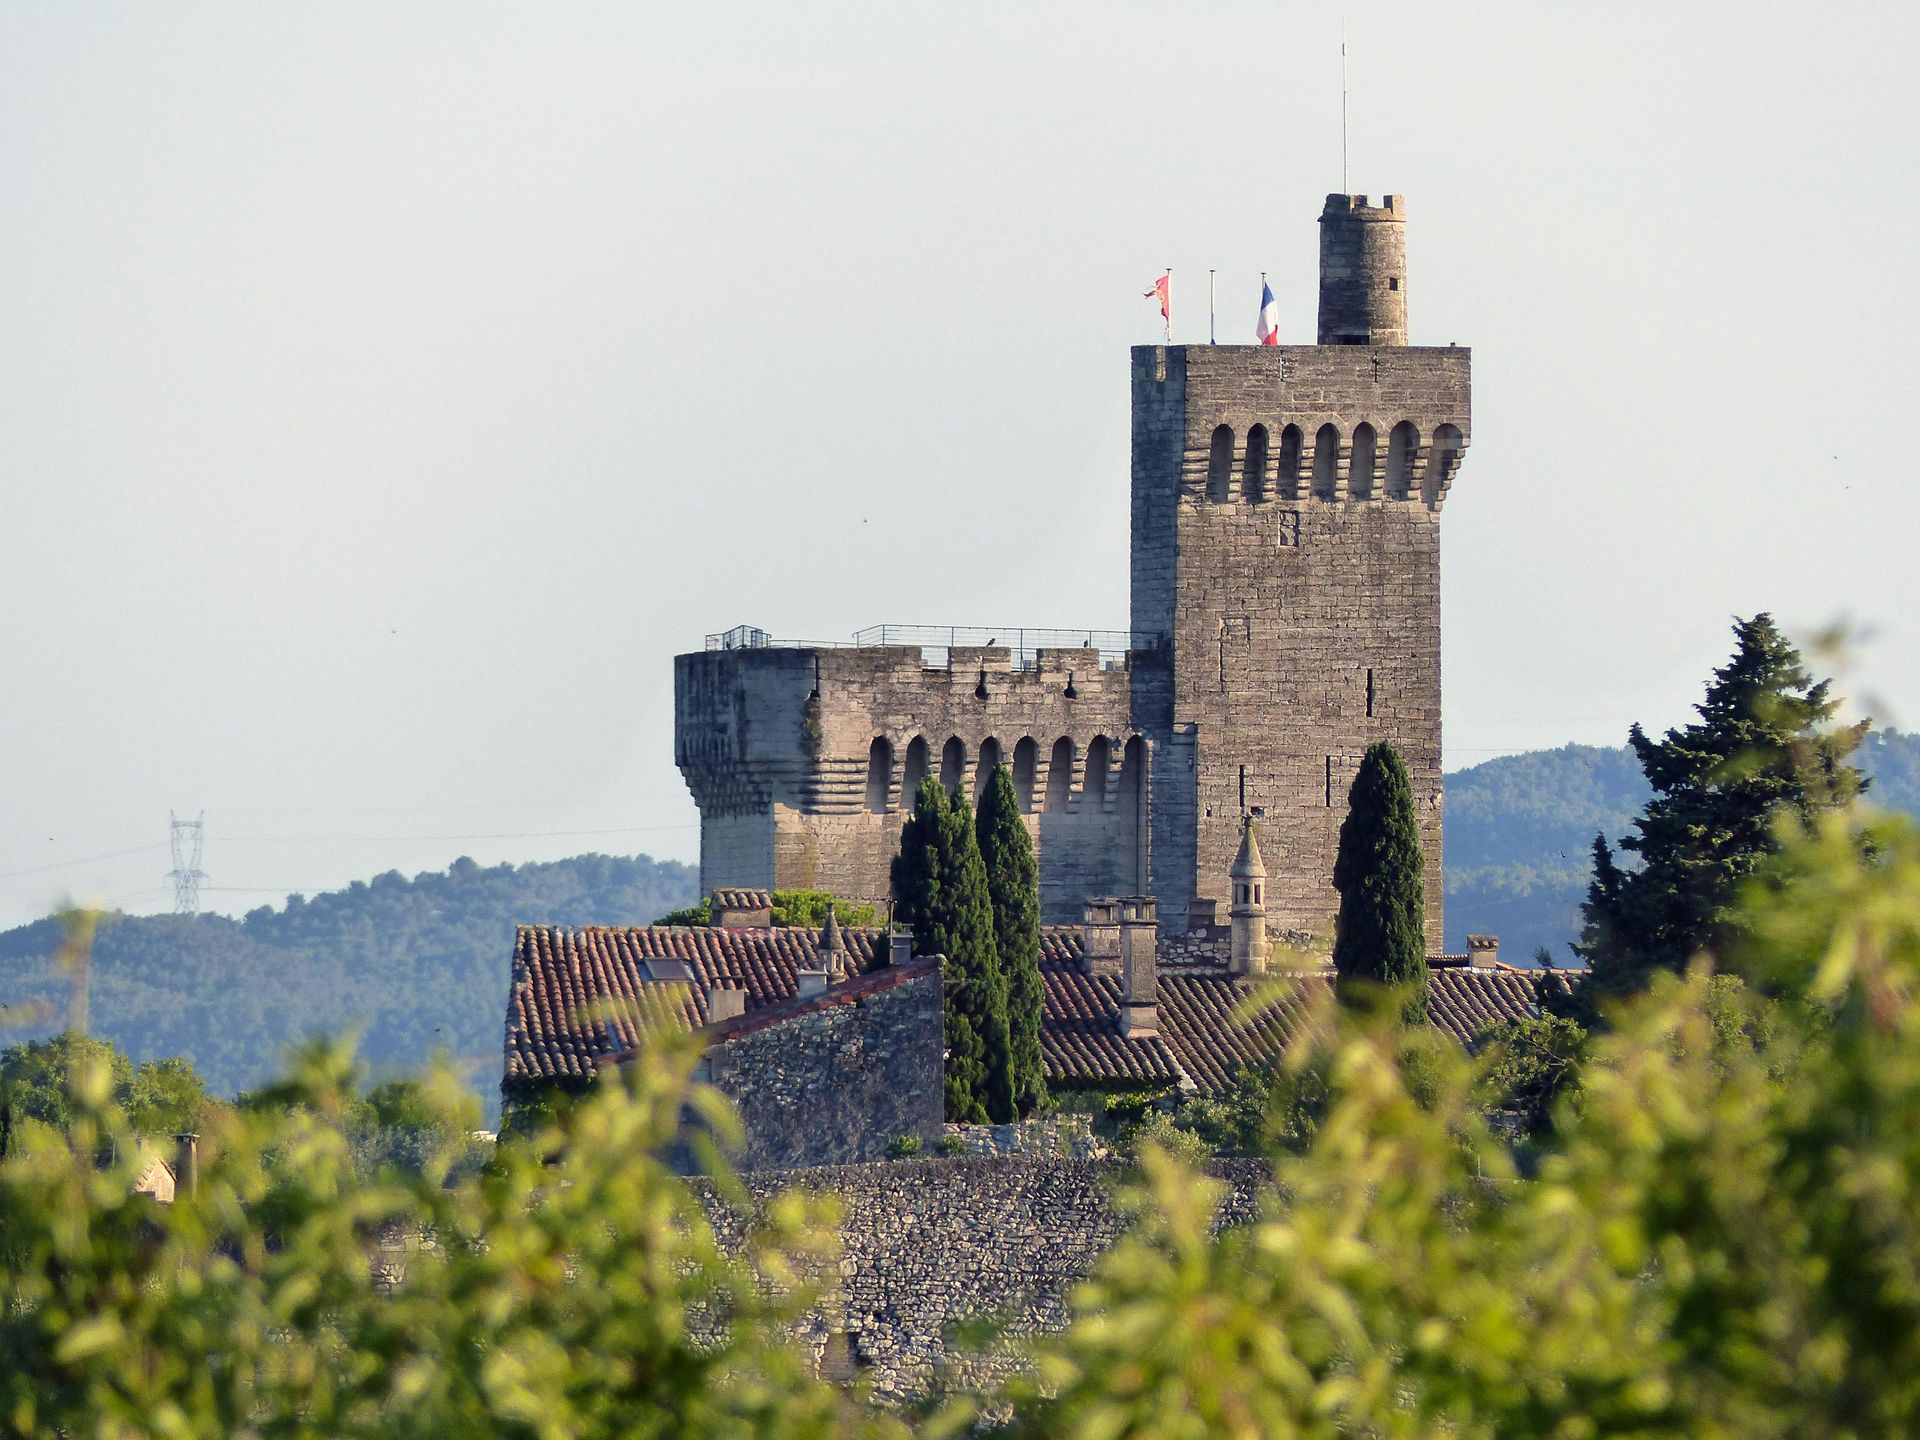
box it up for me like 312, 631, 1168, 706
1331, 741, 1429, 1021
1572, 613, 1867, 1013
976, 764, 1046, 1118
889, 777, 1013, 1122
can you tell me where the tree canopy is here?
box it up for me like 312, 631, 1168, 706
888, 777, 1013, 1123
1573, 613, 1867, 1011
0, 1032, 207, 1140
976, 764, 1046, 1118
8, 808, 1920, 1434
1332, 741, 1429, 1020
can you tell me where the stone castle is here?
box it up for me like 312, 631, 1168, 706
674, 194, 1469, 939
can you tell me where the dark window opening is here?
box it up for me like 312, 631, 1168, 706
1206, 424, 1234, 502
864, 738, 893, 813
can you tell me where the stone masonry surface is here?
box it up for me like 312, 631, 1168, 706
697, 961, 944, 1171
696, 1154, 1269, 1402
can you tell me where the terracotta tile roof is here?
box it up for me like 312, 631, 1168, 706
1038, 959, 1184, 1086
504, 921, 1567, 1095
504, 922, 1175, 1090
505, 924, 888, 1085
1154, 966, 1571, 1093
709, 888, 773, 910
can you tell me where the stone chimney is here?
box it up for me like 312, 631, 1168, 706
706, 976, 747, 1024
1080, 898, 1121, 977
172, 1132, 199, 1196
796, 966, 828, 999
1118, 897, 1159, 1036
1229, 817, 1269, 976
889, 928, 914, 967
1466, 934, 1500, 967
709, 889, 772, 928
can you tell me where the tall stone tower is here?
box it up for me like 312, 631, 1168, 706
1129, 193, 1469, 939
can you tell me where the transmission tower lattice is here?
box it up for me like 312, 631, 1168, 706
167, 811, 207, 913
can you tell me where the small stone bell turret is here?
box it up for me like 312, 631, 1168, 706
1229, 817, 1268, 976
817, 906, 848, 983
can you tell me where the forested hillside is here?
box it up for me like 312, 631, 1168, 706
0, 854, 696, 1109
1443, 728, 1920, 962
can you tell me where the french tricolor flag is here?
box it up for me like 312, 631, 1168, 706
1257, 278, 1280, 346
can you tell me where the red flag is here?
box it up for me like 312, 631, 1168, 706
1143, 272, 1170, 322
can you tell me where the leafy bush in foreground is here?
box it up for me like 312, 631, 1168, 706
6, 809, 1920, 1437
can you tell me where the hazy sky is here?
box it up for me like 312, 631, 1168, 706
3, 2, 1916, 929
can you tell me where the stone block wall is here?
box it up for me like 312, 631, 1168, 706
699, 1154, 1269, 1401
677, 644, 1153, 922
1131, 343, 1468, 938
701, 962, 944, 1171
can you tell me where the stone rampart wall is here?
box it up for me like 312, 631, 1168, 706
698, 1154, 1269, 1401
677, 645, 1154, 921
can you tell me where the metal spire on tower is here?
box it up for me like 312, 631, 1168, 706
167, 811, 207, 913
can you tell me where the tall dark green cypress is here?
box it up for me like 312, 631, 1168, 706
1571, 613, 1867, 1015
889, 777, 1013, 1122
976, 764, 1046, 1118
1332, 741, 1429, 1021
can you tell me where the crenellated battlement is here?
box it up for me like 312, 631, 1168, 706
1322, 192, 1405, 219
675, 640, 1157, 919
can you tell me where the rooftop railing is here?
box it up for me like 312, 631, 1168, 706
704, 623, 1159, 671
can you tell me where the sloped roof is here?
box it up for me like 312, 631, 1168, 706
1154, 967, 1572, 1093
505, 923, 886, 1084
504, 923, 1565, 1095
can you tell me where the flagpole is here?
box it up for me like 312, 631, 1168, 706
1165, 269, 1172, 344
1209, 270, 1216, 344
1341, 20, 1349, 193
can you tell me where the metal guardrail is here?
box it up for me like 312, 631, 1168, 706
703, 623, 1158, 670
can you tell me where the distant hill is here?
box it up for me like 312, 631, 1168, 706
5, 731, 1913, 1103
0, 854, 696, 1110
1443, 728, 1920, 963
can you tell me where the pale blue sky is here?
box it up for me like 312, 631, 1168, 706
3, 2, 1915, 927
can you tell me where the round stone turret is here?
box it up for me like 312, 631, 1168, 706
1317, 193, 1408, 346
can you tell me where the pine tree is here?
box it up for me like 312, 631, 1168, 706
1572, 613, 1867, 1011
1331, 741, 1429, 1021
976, 764, 1046, 1118
889, 777, 1013, 1122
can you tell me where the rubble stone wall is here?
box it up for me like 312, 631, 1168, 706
698, 1154, 1270, 1401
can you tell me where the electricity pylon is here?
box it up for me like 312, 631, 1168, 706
168, 811, 207, 913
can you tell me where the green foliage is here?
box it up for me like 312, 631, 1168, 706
1574, 613, 1867, 1015
1332, 741, 1429, 1020
652, 890, 880, 929
0, 853, 698, 1113
1002, 806, 1920, 1438
976, 764, 1047, 1118
1121, 1066, 1275, 1158
0, 1032, 207, 1138
0, 1033, 902, 1440
769, 889, 881, 929
889, 778, 1013, 1123
1475, 1010, 1588, 1138
653, 896, 714, 926
13, 811, 1920, 1435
